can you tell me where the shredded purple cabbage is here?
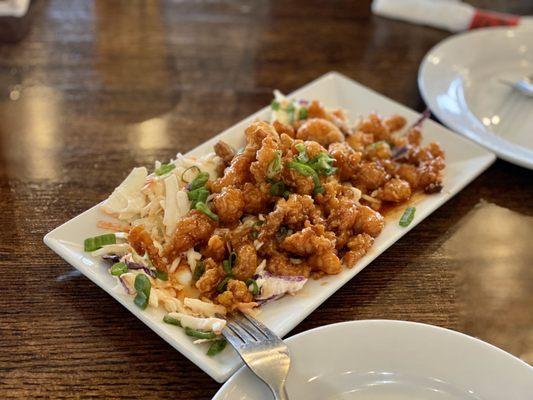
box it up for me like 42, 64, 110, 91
119, 275, 133, 295
260, 270, 307, 282
125, 260, 156, 278
256, 294, 284, 305
410, 108, 431, 129
102, 254, 121, 263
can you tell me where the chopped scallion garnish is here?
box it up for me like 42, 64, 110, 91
155, 163, 176, 176
185, 327, 217, 340
286, 161, 323, 195
399, 206, 416, 227
308, 152, 337, 176
229, 251, 237, 266
195, 202, 219, 221
134, 292, 148, 310
271, 100, 280, 111
110, 262, 128, 276
246, 279, 259, 296
222, 260, 232, 274
189, 171, 210, 190
84, 233, 116, 252
188, 187, 209, 208
133, 274, 151, 310
155, 269, 168, 281
298, 107, 308, 120
266, 150, 282, 179
217, 275, 232, 293
207, 339, 227, 356
180, 165, 201, 183
192, 261, 205, 281
269, 181, 286, 197
163, 314, 182, 326
295, 143, 309, 163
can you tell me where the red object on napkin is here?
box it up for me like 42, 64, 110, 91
469, 9, 520, 29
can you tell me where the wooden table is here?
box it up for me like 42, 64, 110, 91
1, 1, 532, 398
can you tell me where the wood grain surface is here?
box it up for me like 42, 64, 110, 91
1, 1, 532, 398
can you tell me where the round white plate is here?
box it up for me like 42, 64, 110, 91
418, 26, 533, 169
213, 320, 533, 400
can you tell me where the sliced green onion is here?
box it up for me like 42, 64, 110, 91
84, 233, 116, 252
155, 269, 168, 281
251, 230, 259, 239
269, 181, 286, 197
286, 103, 295, 113
217, 275, 232, 293
195, 202, 219, 221
271, 100, 280, 111
298, 107, 308, 120
236, 147, 245, 155
246, 279, 259, 296
286, 102, 296, 124
287, 161, 323, 195
266, 150, 282, 179
192, 261, 205, 281
287, 160, 315, 177
185, 327, 217, 340
282, 190, 291, 199
189, 171, 210, 190
134, 292, 149, 310
188, 187, 209, 208
134, 274, 151, 298
155, 163, 176, 176
207, 340, 227, 356
222, 260, 232, 274
229, 251, 237, 266
163, 314, 182, 326
295, 143, 306, 153
399, 206, 416, 227
110, 262, 128, 276
133, 274, 151, 310
295, 143, 309, 163
308, 152, 337, 176
180, 165, 201, 183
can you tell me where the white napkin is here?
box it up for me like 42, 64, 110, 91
0, 0, 30, 17
372, 0, 532, 32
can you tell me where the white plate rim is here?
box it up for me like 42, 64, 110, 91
214, 319, 533, 399
418, 25, 533, 170
43, 71, 496, 382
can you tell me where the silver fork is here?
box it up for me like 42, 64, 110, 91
499, 74, 533, 97
221, 312, 290, 400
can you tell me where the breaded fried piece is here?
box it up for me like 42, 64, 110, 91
296, 118, 344, 146
266, 252, 311, 277
353, 205, 384, 237
163, 210, 218, 262
209, 146, 255, 193
214, 140, 236, 165
328, 142, 362, 181
212, 186, 245, 224
280, 224, 335, 257
202, 235, 226, 262
231, 243, 258, 281
250, 136, 281, 183
128, 225, 167, 270
216, 279, 254, 311
375, 178, 412, 203
342, 233, 374, 267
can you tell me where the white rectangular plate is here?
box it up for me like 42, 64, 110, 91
44, 72, 496, 382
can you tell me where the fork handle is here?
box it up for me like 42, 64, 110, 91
269, 384, 289, 400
